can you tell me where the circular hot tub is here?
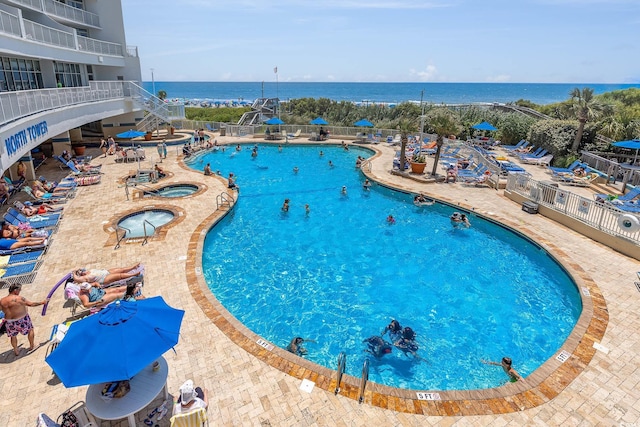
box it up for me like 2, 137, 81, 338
117, 209, 175, 238
147, 183, 199, 198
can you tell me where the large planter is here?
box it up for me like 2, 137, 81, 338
410, 162, 427, 174
72, 145, 86, 156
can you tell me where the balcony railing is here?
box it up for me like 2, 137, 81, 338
23, 19, 75, 49
0, 81, 128, 127
77, 35, 122, 56
0, 10, 21, 36
43, 0, 100, 27
6, 0, 100, 28
1, 10, 127, 57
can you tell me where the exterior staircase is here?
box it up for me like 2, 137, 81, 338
127, 82, 185, 132
237, 98, 279, 125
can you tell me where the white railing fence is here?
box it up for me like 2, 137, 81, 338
0, 9, 21, 36
506, 174, 640, 244
0, 81, 126, 126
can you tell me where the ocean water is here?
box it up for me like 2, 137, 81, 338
143, 81, 640, 105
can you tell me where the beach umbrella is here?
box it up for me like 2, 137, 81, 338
310, 117, 328, 125
45, 296, 184, 388
265, 117, 285, 125
612, 138, 640, 163
472, 121, 498, 131
116, 129, 146, 139
354, 119, 374, 128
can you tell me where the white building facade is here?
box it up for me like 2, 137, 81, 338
0, 0, 177, 180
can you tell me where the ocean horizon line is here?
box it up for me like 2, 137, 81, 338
147, 81, 637, 85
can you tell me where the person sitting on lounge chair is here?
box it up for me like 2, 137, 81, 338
173, 380, 209, 416
445, 164, 458, 183
1, 223, 48, 239
73, 263, 142, 286
19, 201, 61, 217
0, 235, 46, 250
77, 282, 129, 309
31, 181, 71, 198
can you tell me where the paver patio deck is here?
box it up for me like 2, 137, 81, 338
1, 136, 638, 426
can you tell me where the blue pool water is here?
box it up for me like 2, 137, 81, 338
118, 209, 174, 238
187, 145, 582, 391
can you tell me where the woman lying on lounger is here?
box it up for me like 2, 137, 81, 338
73, 263, 142, 286
0, 235, 46, 250
19, 202, 62, 217
77, 283, 131, 309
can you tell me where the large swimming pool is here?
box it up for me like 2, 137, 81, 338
187, 144, 582, 391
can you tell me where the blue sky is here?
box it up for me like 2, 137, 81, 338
122, 0, 640, 83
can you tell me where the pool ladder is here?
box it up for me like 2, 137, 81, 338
334, 353, 369, 404
358, 358, 369, 404
114, 220, 156, 249
216, 191, 235, 210
334, 352, 346, 394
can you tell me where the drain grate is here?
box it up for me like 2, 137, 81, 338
635, 282, 640, 293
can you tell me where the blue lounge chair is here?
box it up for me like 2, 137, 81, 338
594, 187, 640, 203
503, 140, 529, 151
0, 249, 44, 265
517, 147, 545, 160
4, 210, 58, 231
0, 260, 43, 286
23, 186, 69, 204
0, 243, 47, 257
8, 207, 62, 224
548, 160, 584, 175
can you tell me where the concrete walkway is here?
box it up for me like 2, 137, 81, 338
1, 136, 638, 426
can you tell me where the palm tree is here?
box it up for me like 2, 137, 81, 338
426, 109, 461, 176
157, 90, 167, 101
569, 88, 608, 153
397, 119, 417, 172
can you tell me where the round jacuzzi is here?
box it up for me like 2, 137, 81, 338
117, 209, 175, 238
147, 183, 199, 198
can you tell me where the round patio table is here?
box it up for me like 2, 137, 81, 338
86, 356, 169, 426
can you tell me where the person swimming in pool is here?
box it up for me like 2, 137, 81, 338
287, 337, 315, 356
387, 214, 395, 224
363, 336, 392, 358
341, 186, 347, 195
482, 357, 523, 382
293, 167, 299, 174
281, 198, 290, 212
393, 326, 421, 359
363, 179, 372, 191
381, 319, 403, 342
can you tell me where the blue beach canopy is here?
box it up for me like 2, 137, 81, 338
116, 129, 146, 139
45, 297, 184, 387
472, 121, 498, 131
354, 119, 374, 127
265, 117, 285, 125
310, 117, 329, 125
612, 138, 640, 162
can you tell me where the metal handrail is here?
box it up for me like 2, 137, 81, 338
141, 220, 156, 246
358, 358, 369, 404
114, 225, 130, 250
334, 352, 346, 395
216, 192, 235, 210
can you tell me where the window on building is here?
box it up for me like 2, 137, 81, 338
0, 56, 43, 92
54, 61, 83, 88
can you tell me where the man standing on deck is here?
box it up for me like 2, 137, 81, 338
0, 283, 48, 356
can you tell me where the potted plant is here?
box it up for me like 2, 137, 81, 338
410, 153, 427, 174
71, 143, 86, 156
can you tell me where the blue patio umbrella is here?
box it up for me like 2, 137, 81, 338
354, 119, 374, 128
265, 117, 285, 125
613, 138, 640, 163
116, 129, 146, 139
45, 296, 184, 388
310, 117, 328, 125
472, 121, 498, 131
